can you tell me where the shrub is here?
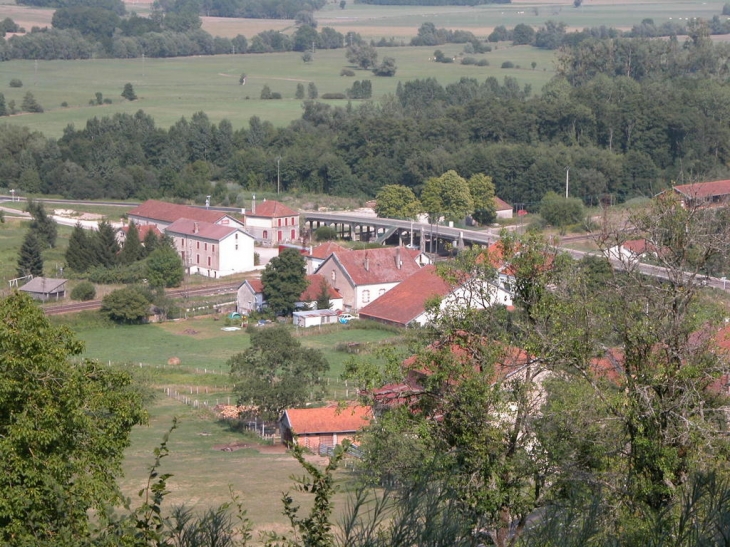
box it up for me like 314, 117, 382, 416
103, 98, 112, 104
61, 101, 68, 107
314, 226, 337, 241
320, 92, 346, 99
254, 252, 261, 266
270, 92, 282, 99
9, 78, 22, 88
87, 262, 148, 284
501, 60, 515, 68
477, 59, 490, 66
340, 68, 355, 77
461, 57, 477, 65
71, 281, 96, 301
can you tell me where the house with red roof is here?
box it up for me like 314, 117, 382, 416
116, 222, 162, 247
605, 238, 657, 264
279, 405, 372, 452
316, 246, 426, 312
495, 197, 513, 219
305, 242, 351, 274
127, 199, 244, 232
166, 219, 255, 278
243, 198, 300, 246
236, 274, 343, 314
358, 265, 512, 328
671, 179, 730, 208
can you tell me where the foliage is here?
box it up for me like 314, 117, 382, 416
314, 226, 338, 241
21, 91, 43, 113
71, 280, 96, 301
146, 245, 184, 288
261, 248, 308, 315
421, 170, 473, 222
346, 44, 377, 69
229, 325, 329, 419
0, 292, 146, 545
26, 199, 58, 248
347, 80, 372, 99
539, 191, 585, 228
121, 82, 137, 100
468, 173, 497, 224
17, 229, 44, 277
295, 82, 305, 99
65, 222, 94, 272
9, 78, 22, 88
372, 56, 397, 76
100, 285, 153, 323
315, 278, 332, 310
119, 221, 145, 264
94, 220, 120, 268
374, 184, 421, 219
307, 82, 318, 99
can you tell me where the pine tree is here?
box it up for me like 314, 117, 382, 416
26, 199, 57, 248
143, 228, 159, 254
93, 221, 120, 268
119, 222, 144, 265
65, 222, 93, 272
121, 83, 137, 101
17, 230, 44, 277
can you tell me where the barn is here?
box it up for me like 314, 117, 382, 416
279, 405, 372, 453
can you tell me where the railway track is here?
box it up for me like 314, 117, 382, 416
43, 281, 241, 316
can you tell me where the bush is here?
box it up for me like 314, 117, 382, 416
320, 92, 346, 99
477, 59, 490, 66
87, 262, 148, 284
61, 101, 68, 107
501, 61, 515, 68
270, 92, 282, 99
9, 78, 22, 88
103, 98, 112, 104
71, 281, 96, 301
340, 68, 355, 77
314, 226, 337, 241
101, 286, 153, 324
461, 57, 477, 65
254, 252, 261, 266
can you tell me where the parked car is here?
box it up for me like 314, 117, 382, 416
338, 313, 357, 323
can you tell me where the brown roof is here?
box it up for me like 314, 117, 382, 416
494, 197, 512, 211
673, 180, 730, 199
332, 247, 423, 286
123, 223, 161, 241
165, 219, 240, 241
358, 266, 452, 326
128, 200, 230, 224
282, 405, 372, 434
245, 279, 264, 293
300, 274, 342, 301
249, 200, 298, 218
308, 242, 350, 259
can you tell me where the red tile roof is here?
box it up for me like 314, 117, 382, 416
129, 200, 229, 224
249, 200, 298, 218
358, 265, 452, 326
246, 279, 264, 293
283, 405, 372, 434
165, 219, 239, 241
332, 247, 423, 286
308, 242, 350, 259
622, 239, 649, 255
123, 223, 161, 241
673, 180, 730, 199
494, 197, 512, 211
300, 274, 342, 301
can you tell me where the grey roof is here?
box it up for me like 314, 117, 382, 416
20, 277, 67, 293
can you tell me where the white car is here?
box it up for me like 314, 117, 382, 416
338, 313, 357, 323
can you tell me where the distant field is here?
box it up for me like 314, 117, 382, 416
0, 45, 557, 137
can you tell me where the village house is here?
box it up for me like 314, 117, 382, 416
127, 199, 244, 232
495, 197, 514, 220
116, 222, 162, 246
19, 277, 67, 302
671, 179, 730, 208
279, 405, 372, 453
316, 246, 426, 312
305, 241, 351, 274
243, 198, 300, 246
166, 219, 255, 278
358, 264, 512, 328
236, 274, 343, 315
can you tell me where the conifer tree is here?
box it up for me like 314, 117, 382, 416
65, 222, 93, 272
142, 228, 159, 255
17, 230, 44, 277
93, 220, 119, 268
119, 222, 144, 265
26, 199, 57, 248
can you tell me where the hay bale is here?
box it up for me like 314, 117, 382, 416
167, 357, 181, 366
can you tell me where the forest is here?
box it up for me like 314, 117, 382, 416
2, 26, 730, 210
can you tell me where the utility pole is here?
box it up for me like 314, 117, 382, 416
276, 156, 282, 194
565, 166, 570, 198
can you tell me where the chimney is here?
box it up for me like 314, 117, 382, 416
364, 252, 369, 272
193, 222, 199, 234
396, 247, 402, 269
252, 194, 256, 215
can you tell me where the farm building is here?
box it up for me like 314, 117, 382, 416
292, 309, 341, 328
19, 277, 67, 301
279, 405, 372, 452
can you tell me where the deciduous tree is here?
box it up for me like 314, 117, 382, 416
468, 173, 497, 225
420, 170, 473, 223
261, 248, 308, 315
146, 245, 184, 288
374, 184, 421, 219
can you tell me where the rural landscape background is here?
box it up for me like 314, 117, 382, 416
4, 0, 730, 544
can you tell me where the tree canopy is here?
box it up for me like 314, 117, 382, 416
374, 184, 421, 219
261, 248, 308, 315
421, 170, 474, 222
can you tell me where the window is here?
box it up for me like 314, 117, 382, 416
196, 254, 200, 264
278, 231, 283, 242
196, 241, 200, 250
212, 245, 215, 253
278, 218, 282, 227
379, 288, 386, 296
331, 271, 336, 283
285, 217, 288, 226
362, 290, 370, 304
235, 233, 238, 240
263, 230, 268, 240
235, 244, 238, 250
207, 256, 211, 266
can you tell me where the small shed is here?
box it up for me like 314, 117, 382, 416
19, 277, 67, 301
279, 405, 372, 452
293, 309, 340, 328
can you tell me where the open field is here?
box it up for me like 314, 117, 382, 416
0, 215, 70, 285
1, 44, 557, 138
119, 395, 356, 538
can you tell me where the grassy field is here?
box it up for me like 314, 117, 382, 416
1, 44, 557, 138
119, 395, 356, 538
